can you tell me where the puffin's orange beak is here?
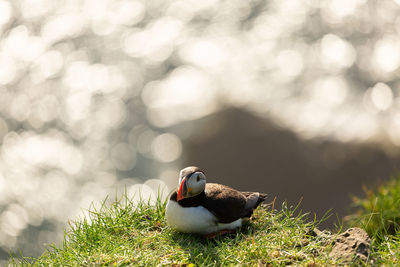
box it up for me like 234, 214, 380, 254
177, 177, 187, 201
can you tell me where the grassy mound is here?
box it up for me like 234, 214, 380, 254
346, 174, 400, 265
12, 195, 344, 266
348, 175, 400, 239
12, 173, 400, 266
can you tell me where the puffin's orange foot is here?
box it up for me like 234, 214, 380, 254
204, 229, 235, 239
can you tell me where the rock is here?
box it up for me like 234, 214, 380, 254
329, 227, 370, 263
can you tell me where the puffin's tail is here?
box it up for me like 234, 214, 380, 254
242, 192, 267, 218
257, 193, 268, 206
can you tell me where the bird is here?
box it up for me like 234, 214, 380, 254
165, 166, 267, 237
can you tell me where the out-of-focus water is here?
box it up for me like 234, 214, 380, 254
0, 0, 400, 262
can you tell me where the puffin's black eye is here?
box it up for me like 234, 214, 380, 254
197, 176, 200, 182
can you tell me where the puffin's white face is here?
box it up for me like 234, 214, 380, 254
177, 166, 206, 201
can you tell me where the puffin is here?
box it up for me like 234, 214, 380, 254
165, 166, 267, 237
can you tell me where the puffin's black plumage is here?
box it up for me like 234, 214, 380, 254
170, 183, 267, 224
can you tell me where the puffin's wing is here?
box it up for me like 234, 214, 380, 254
202, 183, 248, 223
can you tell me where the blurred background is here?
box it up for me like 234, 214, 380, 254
1, 0, 400, 262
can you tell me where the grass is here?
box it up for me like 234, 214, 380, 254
347, 175, 400, 239
10, 174, 400, 266
369, 233, 400, 266
10, 194, 347, 266
346, 174, 400, 265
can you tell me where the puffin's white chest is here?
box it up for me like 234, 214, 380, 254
165, 200, 242, 234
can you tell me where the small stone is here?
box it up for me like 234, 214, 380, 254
300, 238, 309, 246
270, 250, 281, 258
329, 227, 370, 263
288, 253, 305, 261
295, 238, 309, 247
